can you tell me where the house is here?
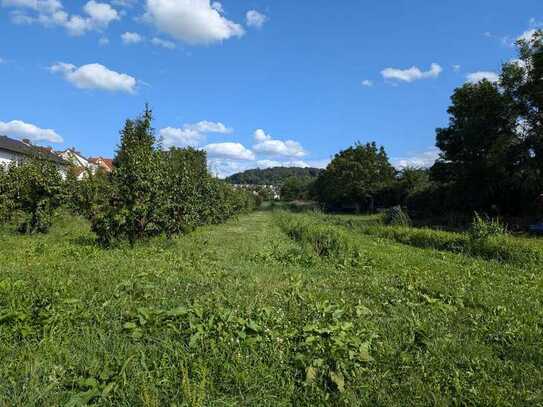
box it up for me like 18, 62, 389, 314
88, 157, 114, 173
58, 148, 100, 180
0, 135, 69, 176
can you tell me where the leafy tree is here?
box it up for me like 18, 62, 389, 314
315, 142, 396, 212
500, 30, 543, 212
431, 80, 518, 213
4, 159, 64, 233
92, 106, 163, 244
280, 176, 314, 201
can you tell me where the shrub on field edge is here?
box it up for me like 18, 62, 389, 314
0, 159, 64, 234
383, 206, 411, 227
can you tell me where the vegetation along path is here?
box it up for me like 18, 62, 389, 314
1, 211, 542, 405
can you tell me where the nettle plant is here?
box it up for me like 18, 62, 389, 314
291, 301, 374, 395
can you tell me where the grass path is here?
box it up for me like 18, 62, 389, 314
1, 211, 542, 405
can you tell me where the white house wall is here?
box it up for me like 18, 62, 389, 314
0, 149, 24, 168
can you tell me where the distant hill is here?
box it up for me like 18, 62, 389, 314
226, 167, 323, 186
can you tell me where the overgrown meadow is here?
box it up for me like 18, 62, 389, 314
1, 209, 542, 406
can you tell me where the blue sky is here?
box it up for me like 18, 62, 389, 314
0, 0, 541, 176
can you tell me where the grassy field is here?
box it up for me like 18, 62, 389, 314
1, 211, 542, 405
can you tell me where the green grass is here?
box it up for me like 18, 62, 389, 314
1, 211, 542, 405
324, 213, 543, 265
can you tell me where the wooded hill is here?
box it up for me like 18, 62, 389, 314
226, 167, 323, 186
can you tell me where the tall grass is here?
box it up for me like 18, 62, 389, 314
325, 214, 543, 265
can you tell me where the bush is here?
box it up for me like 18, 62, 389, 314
1, 159, 64, 234
276, 212, 354, 259
469, 213, 507, 241
383, 206, 411, 227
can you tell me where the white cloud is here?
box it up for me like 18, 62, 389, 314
121, 31, 144, 44
151, 37, 176, 49
361, 79, 373, 87
466, 71, 499, 84
256, 159, 310, 169
99, 36, 109, 45
246, 10, 267, 28
518, 29, 537, 43
2, 0, 120, 36
0, 119, 63, 143
381, 63, 443, 83
252, 129, 307, 158
392, 148, 439, 169
83, 0, 118, 26
205, 142, 255, 160
111, 0, 136, 7
1, 0, 62, 13
160, 120, 232, 148
144, 0, 244, 45
50, 62, 137, 93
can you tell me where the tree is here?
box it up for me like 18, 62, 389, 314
431, 80, 518, 213
500, 30, 543, 212
315, 142, 396, 212
92, 106, 163, 244
4, 159, 64, 233
280, 176, 314, 201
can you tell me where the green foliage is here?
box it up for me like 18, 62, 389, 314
91, 107, 256, 245
330, 213, 543, 265
226, 166, 322, 186
280, 176, 315, 201
0, 159, 64, 233
424, 29, 543, 217
383, 206, 412, 227
469, 213, 507, 241
315, 142, 396, 212
65, 168, 113, 222
1, 211, 543, 404
276, 212, 355, 260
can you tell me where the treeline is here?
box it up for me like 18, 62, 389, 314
0, 107, 257, 244
226, 167, 322, 186
313, 31, 543, 222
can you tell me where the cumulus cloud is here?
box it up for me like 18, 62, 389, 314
246, 10, 267, 28
252, 129, 307, 158
205, 142, 255, 160
121, 31, 144, 44
2, 0, 120, 36
466, 71, 499, 84
0, 119, 63, 143
151, 37, 176, 49
381, 63, 443, 83
144, 0, 244, 45
50, 62, 137, 93
160, 120, 233, 148
392, 148, 439, 169
361, 80, 373, 87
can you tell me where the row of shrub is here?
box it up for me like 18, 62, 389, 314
325, 211, 543, 265
0, 108, 257, 244
275, 212, 356, 261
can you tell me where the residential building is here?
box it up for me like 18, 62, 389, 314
0, 135, 69, 176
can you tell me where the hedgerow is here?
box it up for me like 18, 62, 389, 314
90, 107, 256, 246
